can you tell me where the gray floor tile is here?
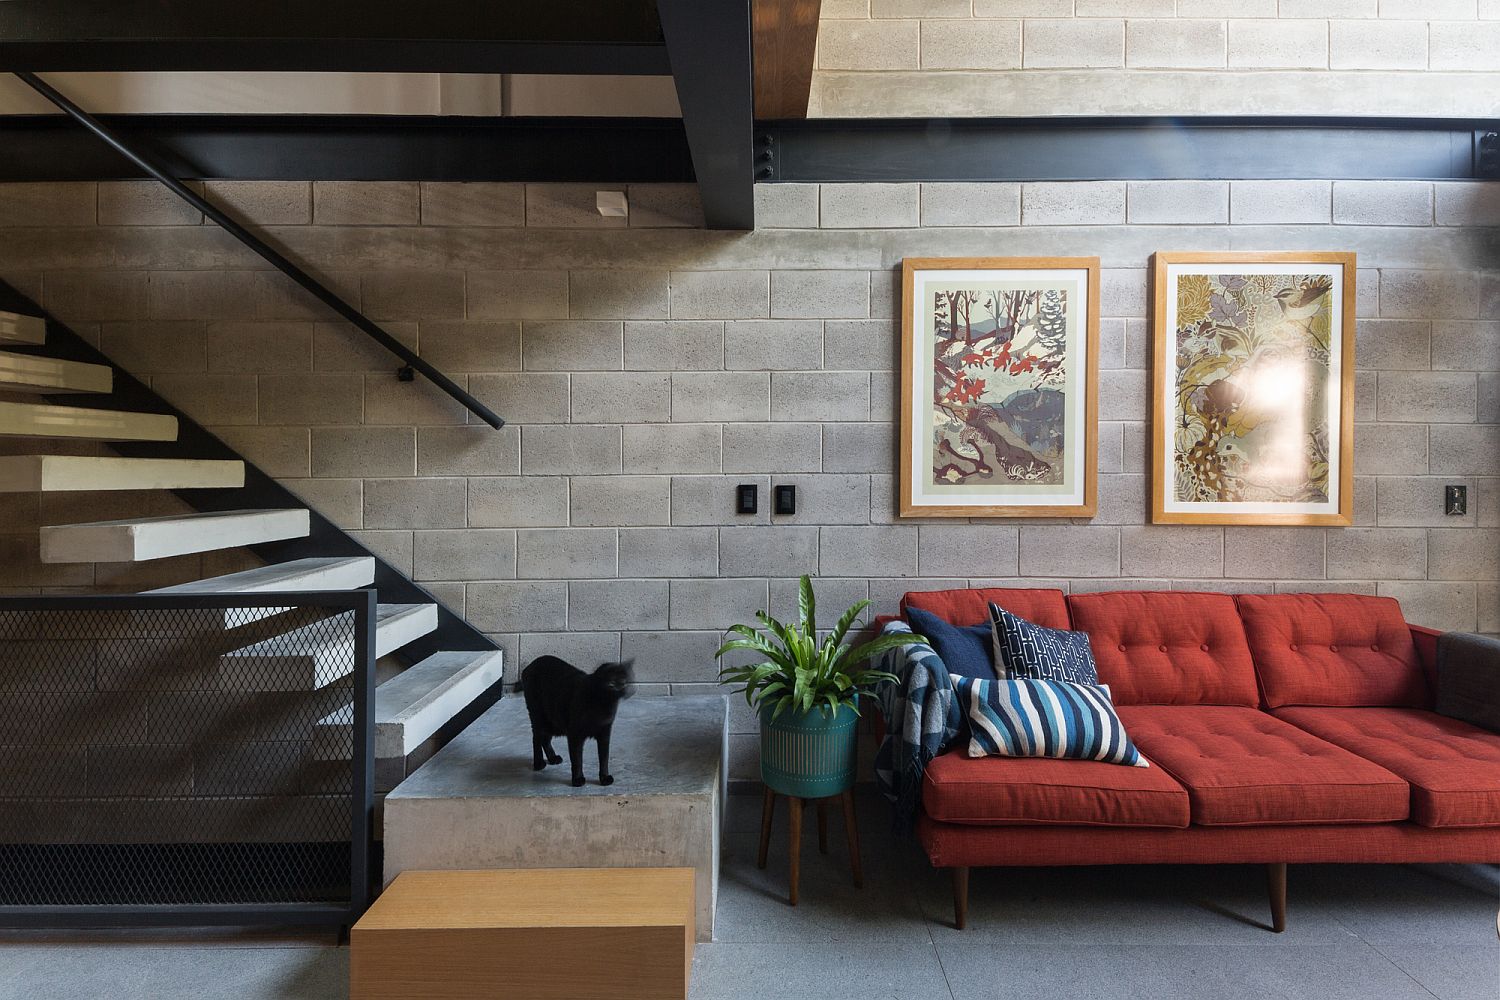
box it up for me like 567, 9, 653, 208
1375, 943, 1500, 1000
0, 944, 347, 1000
692, 940, 952, 1000
1297, 863, 1500, 946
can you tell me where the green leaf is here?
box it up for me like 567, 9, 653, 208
845, 632, 926, 668
828, 598, 872, 653
798, 575, 817, 637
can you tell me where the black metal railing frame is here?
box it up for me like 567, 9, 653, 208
0, 590, 375, 928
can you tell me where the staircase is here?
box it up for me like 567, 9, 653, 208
0, 292, 505, 792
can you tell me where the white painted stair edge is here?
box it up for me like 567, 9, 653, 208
0, 311, 46, 345
219, 603, 439, 690
0, 350, 111, 393
0, 455, 244, 495
41, 508, 308, 563
315, 650, 505, 759
147, 555, 377, 623
0, 400, 178, 441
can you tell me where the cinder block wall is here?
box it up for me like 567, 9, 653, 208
0, 178, 1495, 776
813, 3, 1500, 116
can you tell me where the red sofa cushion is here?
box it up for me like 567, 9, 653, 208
901, 588, 1070, 629
1118, 705, 1410, 826
922, 751, 1189, 828
1066, 591, 1259, 706
1236, 593, 1428, 709
1276, 707, 1500, 829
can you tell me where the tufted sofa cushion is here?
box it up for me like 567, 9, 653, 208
1066, 591, 1259, 706
1236, 593, 1428, 709
902, 587, 1070, 630
922, 751, 1190, 828
1118, 705, 1410, 826
1276, 707, 1500, 828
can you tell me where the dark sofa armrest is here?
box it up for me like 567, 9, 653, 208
1435, 631, 1500, 734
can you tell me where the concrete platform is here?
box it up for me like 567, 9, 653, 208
383, 695, 728, 942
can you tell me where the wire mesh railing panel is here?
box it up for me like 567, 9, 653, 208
0, 593, 373, 925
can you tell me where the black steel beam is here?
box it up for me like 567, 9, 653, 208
658, 0, 756, 229
0, 115, 696, 183
0, 0, 668, 74
759, 118, 1500, 182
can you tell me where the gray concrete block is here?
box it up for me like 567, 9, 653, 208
672, 372, 771, 422
1227, 18, 1328, 68
524, 183, 629, 229
311, 320, 418, 373
671, 475, 771, 526
722, 423, 821, 473
211, 425, 310, 479
824, 319, 897, 371
1435, 182, 1500, 228
569, 475, 670, 527
1230, 180, 1332, 224
670, 270, 769, 320
1224, 526, 1327, 579
1020, 526, 1122, 577
467, 580, 567, 633
819, 184, 921, 229
1126, 181, 1229, 224
626, 183, 704, 229
152, 374, 258, 426
624, 320, 724, 371
1377, 476, 1478, 527
203, 180, 312, 225
1379, 270, 1481, 320
469, 373, 570, 425
920, 182, 1021, 227
146, 271, 262, 322
467, 270, 570, 320
1334, 181, 1434, 227
99, 181, 203, 226
719, 526, 820, 577
769, 473, 872, 526
618, 527, 719, 578
1126, 18, 1226, 69
283, 477, 363, 529
418, 320, 522, 372
753, 184, 820, 229
205, 321, 313, 373
363, 477, 467, 529
1023, 18, 1125, 68
568, 580, 669, 631
416, 425, 521, 477
669, 578, 769, 629
822, 422, 894, 474
622, 631, 724, 683
1377, 580, 1477, 632
1098, 422, 1125, 474
313, 181, 419, 225
1357, 319, 1431, 371
413, 529, 517, 582
568, 270, 670, 320
99, 320, 207, 373
418, 182, 524, 227
0, 182, 96, 226
766, 577, 871, 630
363, 373, 470, 426
819, 525, 918, 577
1427, 528, 1499, 582
517, 630, 623, 665
311, 426, 415, 478
516, 527, 618, 579
1429, 424, 1498, 476
1331, 19, 1428, 71
1092, 472, 1148, 525
771, 271, 869, 320
1099, 368, 1148, 422
1121, 525, 1224, 578
1354, 423, 1429, 476
1431, 320, 1500, 373
522, 320, 623, 371
916, 525, 1019, 577
818, 20, 920, 70
570, 372, 671, 423
920, 19, 1022, 70
1022, 181, 1127, 225
257, 374, 361, 425
623, 423, 722, 474
1376, 372, 1477, 422
724, 320, 824, 371
520, 424, 622, 475
468, 477, 567, 528
43, 271, 147, 322
771, 372, 871, 422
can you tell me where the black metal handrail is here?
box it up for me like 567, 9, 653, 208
13, 70, 505, 429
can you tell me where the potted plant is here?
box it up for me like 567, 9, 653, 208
717, 576, 926, 799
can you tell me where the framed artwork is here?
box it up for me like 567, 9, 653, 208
1151, 251, 1356, 526
900, 257, 1099, 518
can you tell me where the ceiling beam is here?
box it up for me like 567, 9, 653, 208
751, 0, 821, 120
657, 0, 756, 230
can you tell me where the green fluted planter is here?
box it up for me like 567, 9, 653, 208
758, 701, 859, 799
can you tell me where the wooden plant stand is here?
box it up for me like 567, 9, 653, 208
756, 785, 863, 905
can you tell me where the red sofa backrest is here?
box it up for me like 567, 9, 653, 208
901, 587, 1070, 629
1066, 591, 1260, 707
1235, 593, 1429, 709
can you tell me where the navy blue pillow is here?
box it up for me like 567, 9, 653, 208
904, 605, 996, 681
987, 602, 1099, 685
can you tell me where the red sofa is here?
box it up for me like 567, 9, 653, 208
901, 587, 1500, 931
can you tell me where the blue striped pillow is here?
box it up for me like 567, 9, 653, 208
951, 674, 1148, 768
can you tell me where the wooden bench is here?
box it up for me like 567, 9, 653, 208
351, 868, 695, 1000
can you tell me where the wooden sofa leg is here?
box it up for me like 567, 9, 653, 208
1268, 862, 1287, 933
952, 867, 969, 930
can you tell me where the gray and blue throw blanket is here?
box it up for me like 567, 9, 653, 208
873, 620, 961, 835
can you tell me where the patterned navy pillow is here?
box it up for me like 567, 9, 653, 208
988, 602, 1099, 685
951, 674, 1147, 767
905, 606, 996, 681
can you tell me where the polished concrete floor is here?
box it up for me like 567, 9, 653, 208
0, 790, 1496, 999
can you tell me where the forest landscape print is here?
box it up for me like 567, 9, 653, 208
901, 258, 1098, 517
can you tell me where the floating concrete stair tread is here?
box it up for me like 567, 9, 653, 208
0, 350, 111, 393
149, 556, 376, 596
0, 400, 177, 441
0, 310, 45, 345
220, 603, 439, 690
0, 455, 244, 495
318, 650, 505, 759
40, 507, 306, 563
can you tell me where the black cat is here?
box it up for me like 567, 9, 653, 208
520, 655, 634, 787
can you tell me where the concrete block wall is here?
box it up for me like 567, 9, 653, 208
0, 178, 1495, 778
813, 4, 1500, 116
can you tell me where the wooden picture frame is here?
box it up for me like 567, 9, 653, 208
1150, 251, 1356, 526
899, 257, 1099, 519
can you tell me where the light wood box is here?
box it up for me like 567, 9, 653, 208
351, 868, 695, 1000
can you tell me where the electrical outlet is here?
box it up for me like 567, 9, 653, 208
1445, 484, 1467, 516
774, 484, 797, 516
736, 483, 758, 515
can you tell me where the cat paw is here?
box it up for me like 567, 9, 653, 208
599, 774, 614, 786
547, 754, 563, 765
570, 775, 586, 788
532, 760, 546, 771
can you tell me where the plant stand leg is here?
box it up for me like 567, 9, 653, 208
757, 785, 775, 870
1268, 862, 1287, 933
787, 795, 802, 906
840, 788, 863, 889
817, 801, 829, 855
952, 866, 969, 930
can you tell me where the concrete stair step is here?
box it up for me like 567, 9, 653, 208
0, 310, 46, 346
0, 455, 243, 494
219, 603, 439, 690
315, 650, 505, 759
0, 400, 178, 442
0, 350, 111, 394
146, 555, 376, 622
41, 508, 308, 563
